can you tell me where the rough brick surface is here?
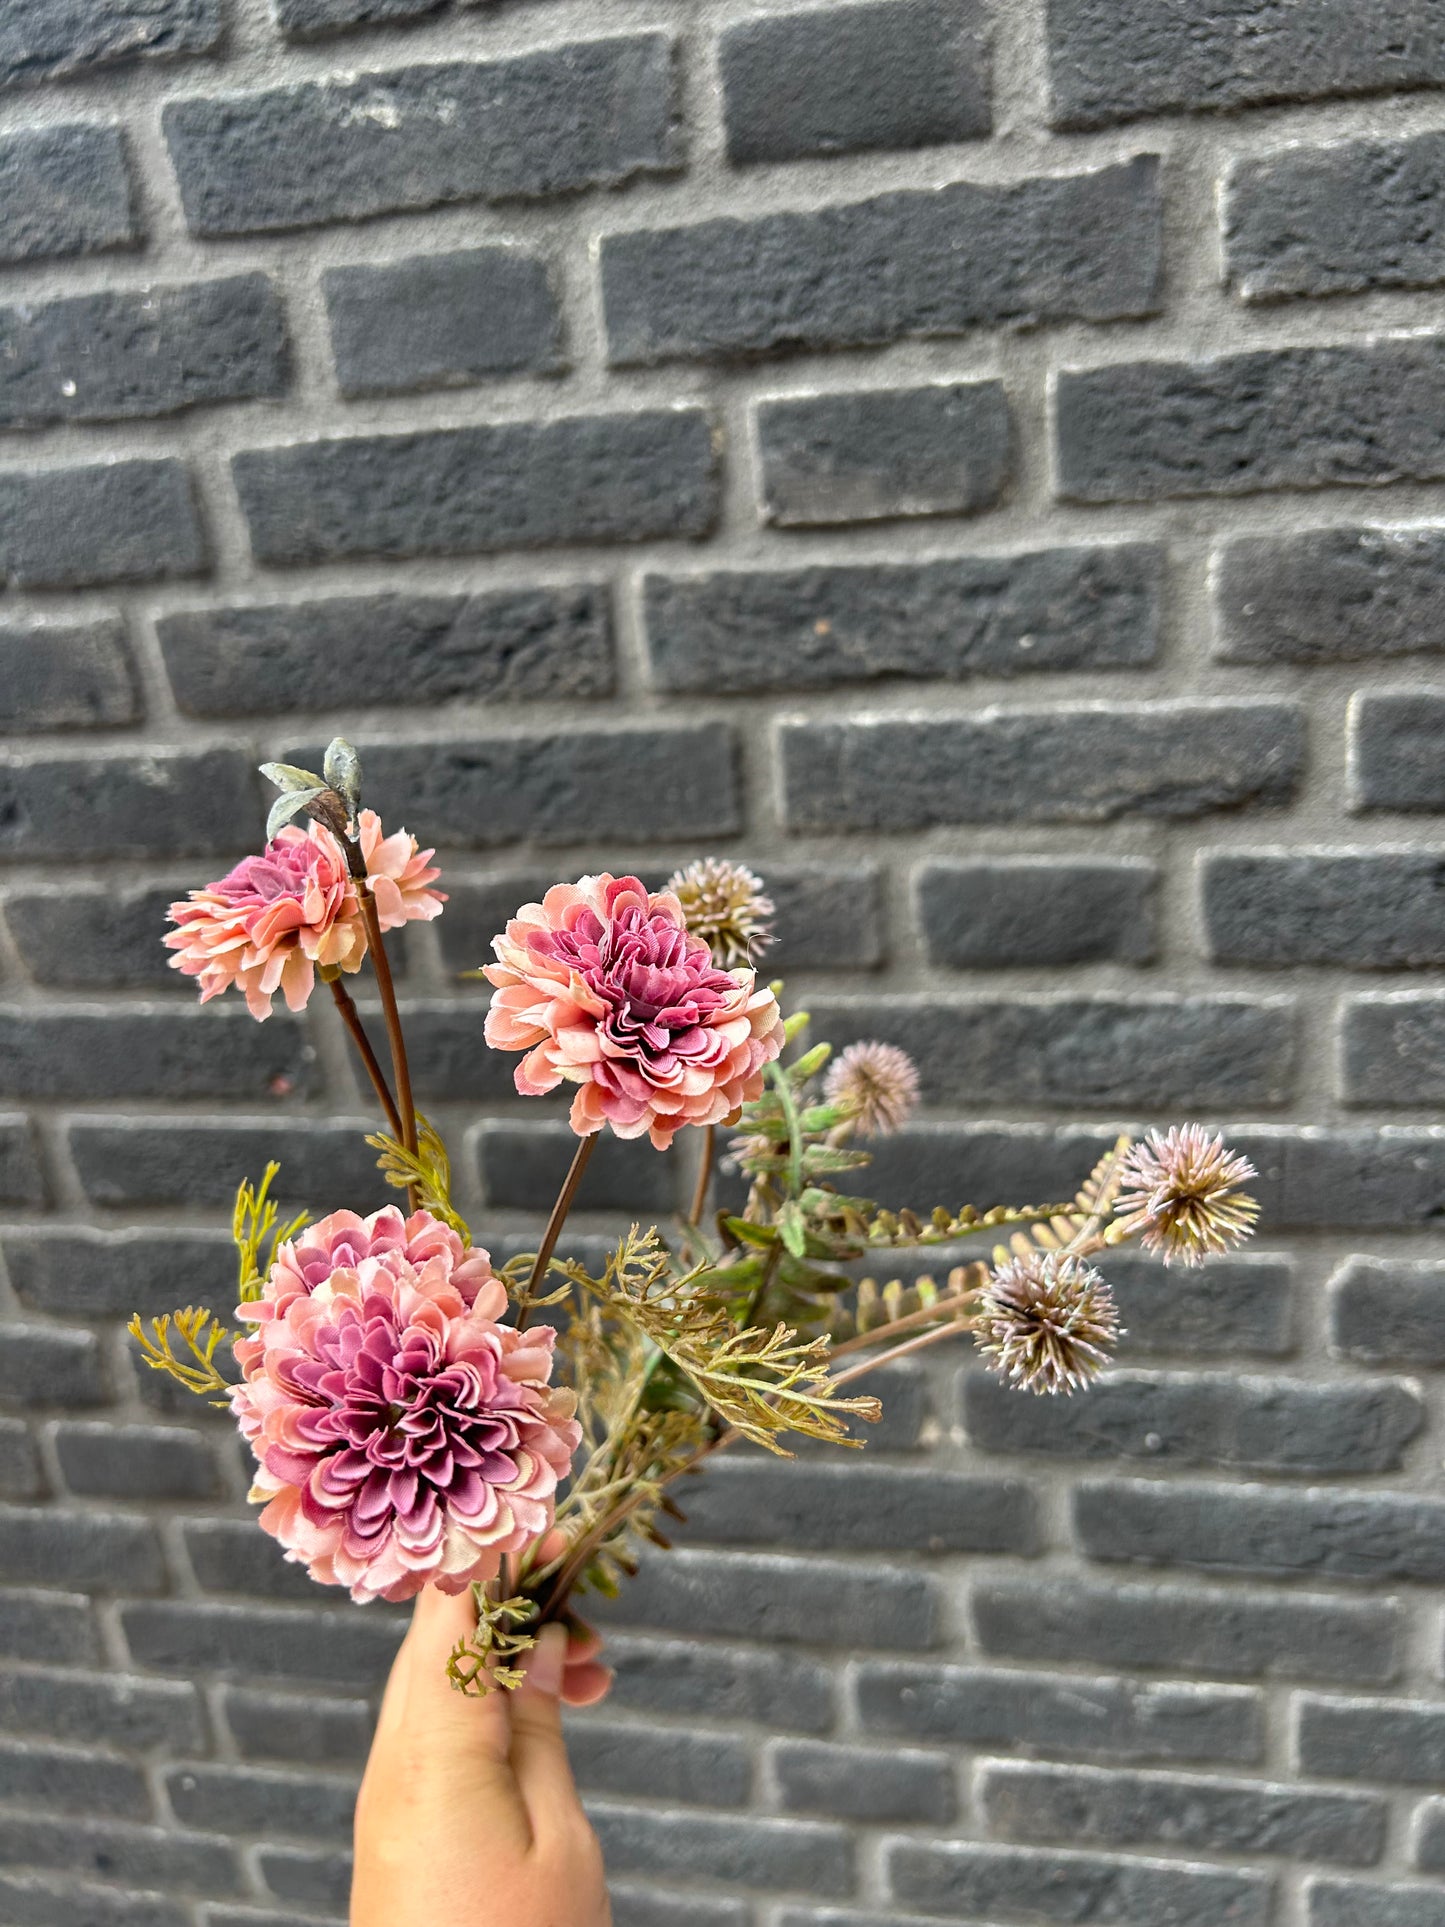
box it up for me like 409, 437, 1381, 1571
2, 2, 1444, 1917
0, 125, 137, 264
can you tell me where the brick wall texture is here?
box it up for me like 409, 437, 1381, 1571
1, 1, 1444, 1922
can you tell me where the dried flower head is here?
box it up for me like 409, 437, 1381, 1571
974, 1250, 1119, 1395
665, 858, 775, 969
232, 1206, 579, 1603
483, 874, 786, 1151
1115, 1124, 1259, 1268
824, 1041, 921, 1138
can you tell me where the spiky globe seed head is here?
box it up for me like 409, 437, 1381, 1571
975, 1250, 1119, 1396
664, 858, 775, 970
1115, 1124, 1259, 1268
823, 1041, 921, 1139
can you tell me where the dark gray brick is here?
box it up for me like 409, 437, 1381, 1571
1203, 852, 1445, 969
1076, 1479, 1445, 1583
55, 1422, 220, 1502
780, 702, 1303, 830
0, 1325, 104, 1408
611, 1892, 748, 1927
0, 1812, 240, 1897
473, 1119, 683, 1215
980, 1760, 1384, 1865
589, 1804, 852, 1897
0, 0, 220, 90
0, 1117, 44, 1207
972, 1577, 1401, 1685
720, 0, 989, 165
1417, 1800, 1445, 1871
645, 546, 1159, 695
0, 1588, 94, 1664
918, 858, 1158, 968
1309, 1881, 1445, 1927
222, 1689, 373, 1767
0, 459, 204, 590
164, 35, 679, 236
0, 1664, 202, 1751
857, 1661, 1262, 1763
0, 1738, 150, 1818
588, 1549, 943, 1650
183, 1519, 337, 1604
4, 884, 188, 991
257, 1847, 350, 1911
1047, 0, 1445, 130
2, 1227, 232, 1319
0, 1422, 40, 1499
1351, 691, 1445, 811
234, 409, 716, 567
0, 1504, 164, 1593
122, 1601, 405, 1689
0, 749, 253, 863
160, 585, 612, 717
811, 991, 1293, 1108
203, 1912, 345, 1927
1110, 1254, 1294, 1359
772, 1740, 954, 1824
603, 157, 1162, 365
1331, 1257, 1445, 1366
1342, 992, 1445, 1102
0, 124, 136, 264
566, 1719, 751, 1808
1227, 133, 1445, 303
1299, 1695, 1445, 1785
0, 279, 287, 431
1216, 525, 1445, 665
755, 380, 1010, 526
859, 1122, 1123, 1214
334, 726, 739, 849
65, 1118, 387, 1212
677, 1461, 1040, 1555
804, 1362, 927, 1452
1058, 340, 1445, 504
166, 1763, 356, 1843
0, 618, 137, 733
324, 248, 563, 398
0, 1874, 189, 1927
374, 1000, 514, 1107
1226, 1127, 1445, 1230
888, 1838, 1271, 1923
962, 1369, 1422, 1474
777, 1915, 946, 1927
601, 1633, 835, 1734
0, 1008, 313, 1102
275, 0, 443, 39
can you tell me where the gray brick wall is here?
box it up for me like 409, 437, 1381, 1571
0, 1, 1442, 1922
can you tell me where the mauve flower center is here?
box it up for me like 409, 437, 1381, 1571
218, 842, 319, 912
535, 906, 736, 1065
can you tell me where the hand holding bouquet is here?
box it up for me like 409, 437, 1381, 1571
133, 741, 1260, 1696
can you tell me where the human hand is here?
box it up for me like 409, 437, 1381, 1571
353, 1587, 613, 1927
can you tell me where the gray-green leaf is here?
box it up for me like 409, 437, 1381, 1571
260, 760, 326, 795
266, 787, 326, 841
323, 738, 362, 813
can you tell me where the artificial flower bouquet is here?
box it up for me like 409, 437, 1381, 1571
133, 740, 1260, 1693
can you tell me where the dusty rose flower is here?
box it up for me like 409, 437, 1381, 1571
232, 1207, 579, 1604
1115, 1125, 1259, 1267
665, 858, 775, 969
974, 1250, 1119, 1395
824, 1041, 921, 1138
483, 873, 786, 1151
165, 821, 365, 1020
356, 808, 445, 932
165, 810, 445, 1020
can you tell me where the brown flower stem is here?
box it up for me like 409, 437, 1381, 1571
687, 1125, 715, 1227
826, 1287, 983, 1363
355, 889, 416, 1160
517, 1134, 597, 1333
829, 1316, 978, 1387
327, 977, 403, 1143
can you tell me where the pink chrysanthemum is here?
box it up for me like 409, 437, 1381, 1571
1115, 1124, 1259, 1268
824, 1041, 921, 1138
482, 873, 786, 1151
165, 809, 445, 1020
232, 1207, 579, 1605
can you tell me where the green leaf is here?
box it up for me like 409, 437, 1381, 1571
723, 1217, 777, 1248
265, 788, 326, 842
778, 1199, 808, 1258
782, 1010, 811, 1045
259, 760, 326, 794
789, 1042, 831, 1082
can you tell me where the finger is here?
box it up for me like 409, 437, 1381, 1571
563, 1617, 605, 1667
402, 1585, 515, 1765
510, 1623, 584, 1833
562, 1660, 614, 1708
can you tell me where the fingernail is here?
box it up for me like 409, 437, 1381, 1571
524, 1623, 567, 1698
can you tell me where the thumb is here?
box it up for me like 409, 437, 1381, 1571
509, 1622, 584, 1839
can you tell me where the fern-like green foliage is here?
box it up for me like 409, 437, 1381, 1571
446, 1592, 538, 1695
127, 1307, 236, 1407
367, 1115, 470, 1241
